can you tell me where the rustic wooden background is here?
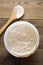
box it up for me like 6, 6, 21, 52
0, 0, 43, 65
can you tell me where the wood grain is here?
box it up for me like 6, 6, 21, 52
0, 0, 43, 65
0, 0, 43, 19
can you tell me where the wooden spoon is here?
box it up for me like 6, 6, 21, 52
0, 5, 24, 35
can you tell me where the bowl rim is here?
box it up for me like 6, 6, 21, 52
4, 21, 40, 57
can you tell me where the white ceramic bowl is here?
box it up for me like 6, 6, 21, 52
4, 21, 40, 58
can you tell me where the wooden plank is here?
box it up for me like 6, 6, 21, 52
0, 0, 43, 19
1, 61, 43, 65
0, 19, 43, 28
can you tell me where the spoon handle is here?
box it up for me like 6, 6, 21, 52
0, 11, 17, 35
0, 19, 12, 35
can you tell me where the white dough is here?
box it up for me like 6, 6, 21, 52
14, 5, 24, 18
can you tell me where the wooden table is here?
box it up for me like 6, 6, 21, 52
0, 0, 43, 65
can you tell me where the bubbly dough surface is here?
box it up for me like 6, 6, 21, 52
6, 24, 36, 53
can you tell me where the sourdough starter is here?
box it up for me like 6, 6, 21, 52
6, 24, 36, 53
